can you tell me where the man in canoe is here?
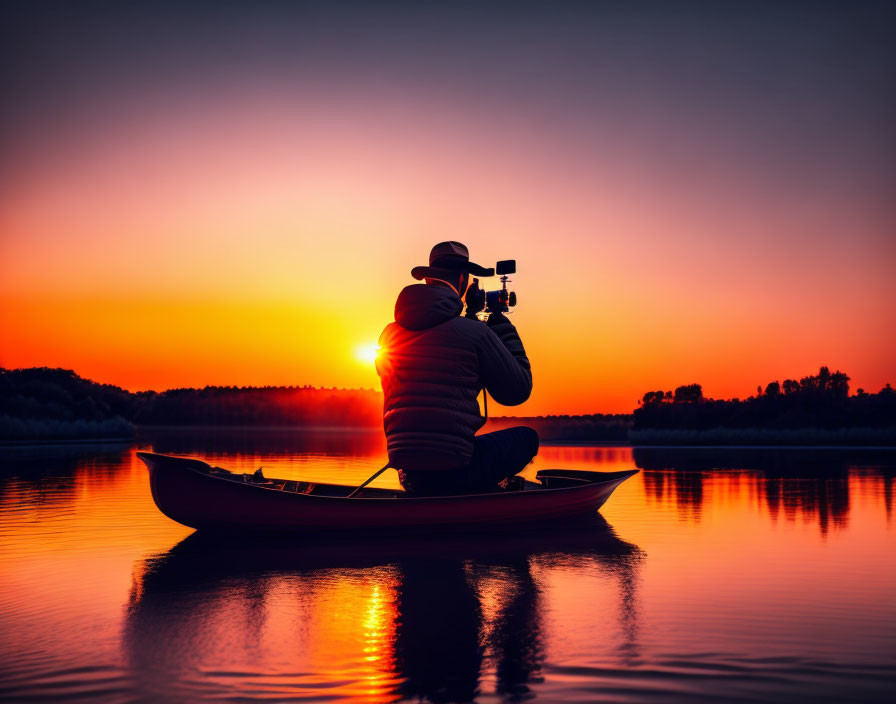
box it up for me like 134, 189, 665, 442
376, 241, 538, 495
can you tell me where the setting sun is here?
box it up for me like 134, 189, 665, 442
355, 343, 380, 365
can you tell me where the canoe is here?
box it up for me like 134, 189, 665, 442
136, 451, 637, 533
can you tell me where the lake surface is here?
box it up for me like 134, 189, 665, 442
1, 430, 894, 703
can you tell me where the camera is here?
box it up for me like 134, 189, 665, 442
465, 259, 517, 319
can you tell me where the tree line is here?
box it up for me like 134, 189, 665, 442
2, 365, 893, 444
632, 366, 895, 444
0, 367, 382, 441
485, 414, 631, 441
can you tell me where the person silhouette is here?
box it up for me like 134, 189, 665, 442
377, 241, 538, 495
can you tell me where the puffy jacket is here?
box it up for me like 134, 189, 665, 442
376, 283, 532, 471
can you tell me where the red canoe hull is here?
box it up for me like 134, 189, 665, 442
137, 452, 637, 533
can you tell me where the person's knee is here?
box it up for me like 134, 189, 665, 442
520, 426, 539, 460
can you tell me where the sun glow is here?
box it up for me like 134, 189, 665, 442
355, 343, 380, 365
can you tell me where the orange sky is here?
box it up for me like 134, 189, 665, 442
1, 3, 894, 414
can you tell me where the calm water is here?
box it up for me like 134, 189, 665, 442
0, 430, 894, 703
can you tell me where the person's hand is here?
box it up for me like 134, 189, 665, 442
464, 279, 485, 318
486, 311, 509, 327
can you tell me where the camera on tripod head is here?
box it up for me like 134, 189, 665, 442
465, 259, 517, 319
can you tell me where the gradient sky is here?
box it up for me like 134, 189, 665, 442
1, 1, 894, 414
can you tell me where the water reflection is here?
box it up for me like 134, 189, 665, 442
393, 558, 483, 702
0, 444, 136, 538
3, 439, 895, 702
633, 447, 896, 533
124, 518, 643, 702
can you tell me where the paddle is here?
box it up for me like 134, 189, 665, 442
347, 462, 391, 498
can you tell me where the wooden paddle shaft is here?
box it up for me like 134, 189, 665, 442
348, 463, 391, 498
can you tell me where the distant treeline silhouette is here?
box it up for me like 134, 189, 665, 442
134, 384, 382, 428
0, 367, 138, 441
632, 367, 895, 445
0, 367, 381, 442
2, 365, 893, 444
485, 414, 631, 441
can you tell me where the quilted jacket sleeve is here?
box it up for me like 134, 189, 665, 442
476, 313, 532, 406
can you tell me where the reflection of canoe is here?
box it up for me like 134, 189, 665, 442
134, 513, 643, 593
136, 452, 637, 533
125, 515, 643, 703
